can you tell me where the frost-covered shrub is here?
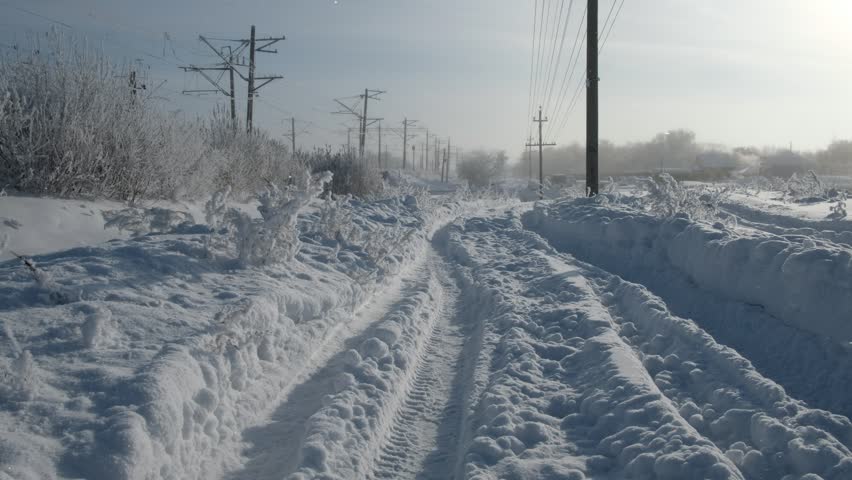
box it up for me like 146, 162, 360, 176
0, 32, 300, 201
784, 171, 827, 202
208, 171, 332, 266
457, 150, 507, 188
202, 107, 304, 195
0, 349, 36, 402
642, 173, 729, 223
10, 253, 70, 304
829, 192, 848, 220
80, 305, 112, 349
304, 148, 383, 197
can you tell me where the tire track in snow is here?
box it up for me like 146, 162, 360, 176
578, 263, 852, 480
368, 253, 466, 480
224, 253, 432, 480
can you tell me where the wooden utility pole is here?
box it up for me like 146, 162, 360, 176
526, 136, 534, 180
229, 50, 236, 128
333, 90, 384, 162
185, 28, 285, 133
441, 148, 447, 183
412, 145, 416, 170
424, 130, 430, 171
129, 70, 137, 104
527, 106, 556, 199
586, 0, 599, 196
401, 118, 417, 169
360, 88, 368, 160
444, 137, 451, 182
246, 26, 256, 132
378, 122, 382, 168
347, 128, 352, 155
434, 137, 440, 173
290, 117, 297, 157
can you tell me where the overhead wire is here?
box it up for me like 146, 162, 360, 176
600, 0, 626, 53
544, 5, 587, 141
541, 0, 576, 120
526, 0, 540, 142
537, 0, 567, 112
549, 0, 628, 143
530, 0, 551, 117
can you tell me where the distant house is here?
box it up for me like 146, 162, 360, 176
760, 150, 809, 178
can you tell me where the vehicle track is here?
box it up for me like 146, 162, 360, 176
369, 255, 466, 480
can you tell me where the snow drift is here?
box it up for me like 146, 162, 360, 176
523, 196, 852, 345
0, 190, 455, 480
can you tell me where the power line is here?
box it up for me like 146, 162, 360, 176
600, 0, 626, 53
0, 2, 73, 29
538, 0, 568, 112
542, 0, 577, 117
526, 0, 540, 141
546, 27, 586, 140
548, 0, 627, 143
542, 4, 586, 140
530, 0, 550, 123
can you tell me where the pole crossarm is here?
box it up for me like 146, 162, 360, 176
252, 76, 283, 92
180, 66, 232, 97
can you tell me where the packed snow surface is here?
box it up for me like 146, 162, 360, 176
2, 185, 851, 480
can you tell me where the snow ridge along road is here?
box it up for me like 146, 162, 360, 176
435, 208, 852, 480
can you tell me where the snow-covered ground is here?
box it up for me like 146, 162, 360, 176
2, 177, 851, 480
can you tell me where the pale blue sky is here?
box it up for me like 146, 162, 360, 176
2, 1, 850, 158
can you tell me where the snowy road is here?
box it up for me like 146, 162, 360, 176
3, 196, 851, 480
216, 204, 852, 480
225, 247, 474, 480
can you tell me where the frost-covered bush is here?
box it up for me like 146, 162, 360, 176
0, 32, 300, 201
784, 171, 827, 202
642, 173, 729, 223
829, 192, 848, 220
457, 150, 507, 188
304, 148, 383, 197
207, 171, 332, 266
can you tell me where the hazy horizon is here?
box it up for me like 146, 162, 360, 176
2, 0, 850, 159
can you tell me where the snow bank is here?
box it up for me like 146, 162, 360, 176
0, 194, 450, 479
435, 210, 852, 479
524, 197, 852, 345
435, 213, 741, 479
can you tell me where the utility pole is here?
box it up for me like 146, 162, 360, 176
184, 28, 285, 133
401, 118, 417, 170
441, 148, 447, 183
347, 128, 352, 155
526, 136, 534, 181
333, 90, 385, 162
586, 0, 600, 196
412, 145, 416, 170
378, 122, 382, 169
289, 117, 297, 158
129, 70, 137, 104
115, 64, 148, 106
246, 25, 256, 133
527, 106, 556, 199
424, 129, 430, 172
228, 49, 236, 128
434, 137, 440, 174
444, 137, 451, 183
